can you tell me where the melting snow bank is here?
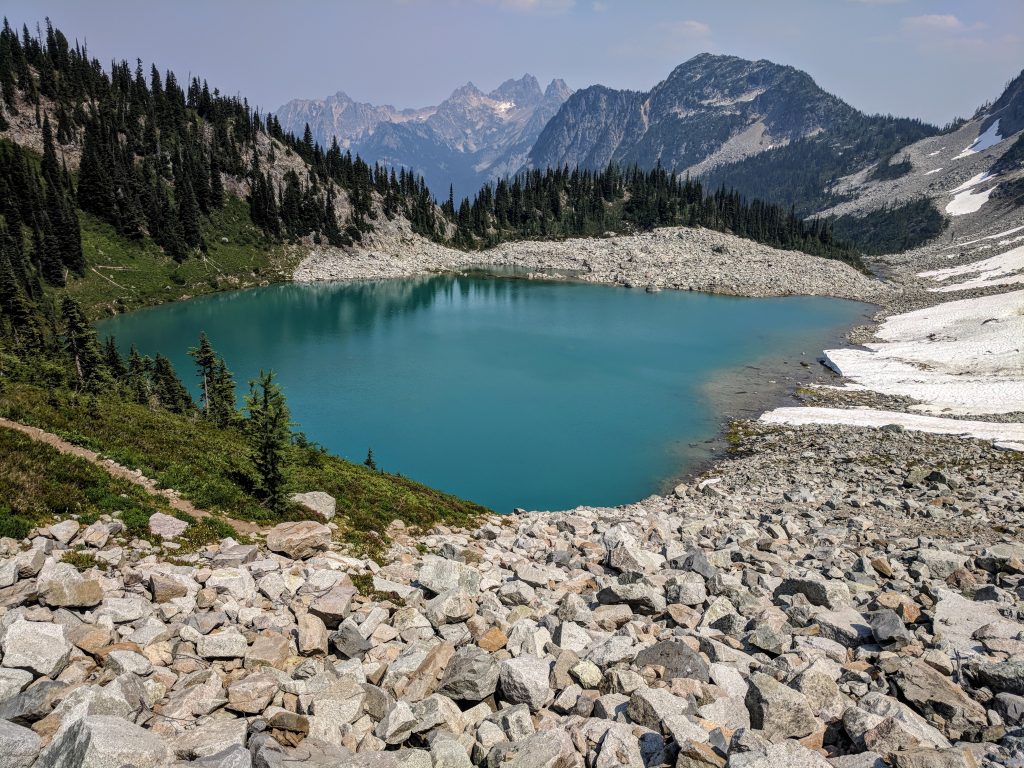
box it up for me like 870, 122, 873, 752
823, 289, 1024, 416
954, 117, 1002, 159
947, 183, 998, 216
919, 244, 1024, 292
760, 407, 1024, 452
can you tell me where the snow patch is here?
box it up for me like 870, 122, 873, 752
949, 172, 995, 194
491, 100, 515, 114
920, 245, 1024, 293
927, 150, 942, 157
924, 168, 943, 176
955, 119, 1002, 159
946, 226, 1024, 251
761, 407, 1024, 448
946, 184, 997, 216
822, 289, 1024, 416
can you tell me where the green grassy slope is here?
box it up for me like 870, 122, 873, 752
0, 425, 237, 550
0, 383, 488, 556
59, 196, 303, 320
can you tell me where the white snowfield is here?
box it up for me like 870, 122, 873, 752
919, 245, 1024, 293
954, 118, 1002, 159
822, 289, 1024, 416
760, 407, 1024, 452
950, 172, 995, 195
947, 183, 998, 216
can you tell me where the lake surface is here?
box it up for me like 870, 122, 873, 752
97, 276, 868, 512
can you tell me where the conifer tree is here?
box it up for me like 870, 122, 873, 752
244, 370, 292, 513
60, 296, 105, 391
209, 357, 237, 427
102, 336, 127, 380
151, 354, 192, 413
189, 331, 217, 416
125, 345, 151, 405
209, 150, 224, 209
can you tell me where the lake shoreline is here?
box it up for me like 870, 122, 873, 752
294, 225, 890, 303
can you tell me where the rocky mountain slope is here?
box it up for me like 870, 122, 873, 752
275, 76, 572, 197
816, 69, 1024, 228
526, 54, 936, 213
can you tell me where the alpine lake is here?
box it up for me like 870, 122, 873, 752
97, 271, 870, 512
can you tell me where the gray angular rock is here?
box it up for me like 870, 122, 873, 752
289, 490, 337, 520
729, 739, 831, 767
499, 655, 552, 712
0, 719, 40, 768
148, 511, 189, 539
1, 620, 72, 677
916, 550, 967, 580
627, 686, 692, 732
35, 715, 169, 768
633, 639, 710, 682
745, 672, 819, 740
418, 558, 481, 596
265, 520, 332, 559
596, 581, 666, 614
197, 628, 249, 659
331, 619, 373, 659
438, 645, 499, 701
775, 576, 851, 609
890, 659, 987, 740
191, 744, 253, 768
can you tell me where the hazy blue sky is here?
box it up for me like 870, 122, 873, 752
5, 1, 1022, 125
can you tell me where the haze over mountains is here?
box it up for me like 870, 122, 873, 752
276, 75, 572, 197
276, 54, 959, 214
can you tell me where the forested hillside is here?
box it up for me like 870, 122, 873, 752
447, 164, 864, 268
0, 19, 444, 321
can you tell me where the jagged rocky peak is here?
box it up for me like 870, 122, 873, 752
544, 77, 573, 102
489, 74, 544, 108
276, 72, 572, 197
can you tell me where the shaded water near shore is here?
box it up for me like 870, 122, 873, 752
97, 275, 870, 512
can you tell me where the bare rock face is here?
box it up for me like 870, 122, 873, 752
265, 521, 332, 559
289, 491, 337, 521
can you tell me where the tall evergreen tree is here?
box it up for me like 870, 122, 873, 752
151, 354, 192, 413
243, 370, 291, 513
60, 296, 105, 390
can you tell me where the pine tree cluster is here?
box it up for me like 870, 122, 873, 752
451, 164, 864, 268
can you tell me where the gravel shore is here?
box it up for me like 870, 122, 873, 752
294, 225, 888, 303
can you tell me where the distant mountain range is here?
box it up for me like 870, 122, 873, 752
278, 54, 1024, 220
275, 75, 572, 198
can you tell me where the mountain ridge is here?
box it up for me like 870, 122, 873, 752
527, 52, 937, 213
275, 74, 573, 197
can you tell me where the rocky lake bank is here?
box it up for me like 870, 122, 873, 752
0, 219, 1021, 767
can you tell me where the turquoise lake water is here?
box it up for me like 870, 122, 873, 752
97, 276, 869, 512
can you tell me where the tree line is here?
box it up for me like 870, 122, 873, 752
448, 164, 865, 268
